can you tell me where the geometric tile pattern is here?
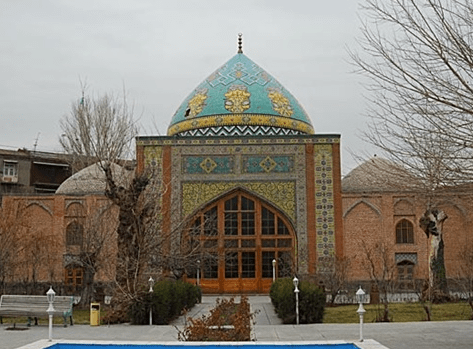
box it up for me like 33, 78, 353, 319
259, 156, 277, 172
314, 144, 335, 273
178, 125, 305, 137
182, 181, 296, 221
137, 136, 340, 147
207, 60, 270, 88
143, 146, 164, 214
183, 156, 234, 174
395, 253, 418, 264
144, 146, 163, 170
200, 157, 217, 173
168, 114, 314, 137
242, 155, 294, 173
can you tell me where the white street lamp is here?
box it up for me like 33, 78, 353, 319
293, 276, 300, 325
356, 286, 366, 342
148, 277, 154, 326
272, 259, 276, 282
46, 286, 55, 341
197, 260, 201, 286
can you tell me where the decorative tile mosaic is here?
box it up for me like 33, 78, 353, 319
143, 145, 164, 212
168, 114, 314, 136
175, 142, 310, 273
169, 53, 313, 137
144, 146, 163, 170
314, 144, 335, 273
224, 85, 251, 113
182, 156, 235, 174
186, 88, 208, 118
267, 87, 293, 117
137, 136, 339, 147
207, 60, 271, 88
178, 125, 306, 137
138, 137, 340, 276
242, 155, 294, 173
182, 181, 296, 221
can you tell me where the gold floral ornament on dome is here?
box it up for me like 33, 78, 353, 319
224, 85, 251, 113
267, 88, 293, 117
185, 89, 208, 117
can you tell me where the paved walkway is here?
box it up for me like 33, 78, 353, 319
1, 296, 472, 349
170, 295, 281, 327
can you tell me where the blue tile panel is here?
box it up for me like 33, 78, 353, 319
242, 155, 294, 173
183, 156, 234, 174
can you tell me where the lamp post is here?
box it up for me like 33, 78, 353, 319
293, 276, 300, 325
197, 260, 201, 286
272, 259, 276, 282
356, 286, 366, 342
46, 286, 55, 341
148, 277, 154, 326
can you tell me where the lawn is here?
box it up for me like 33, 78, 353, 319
2, 302, 472, 326
323, 302, 473, 323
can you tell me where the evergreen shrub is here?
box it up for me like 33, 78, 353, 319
270, 277, 325, 324
130, 280, 201, 325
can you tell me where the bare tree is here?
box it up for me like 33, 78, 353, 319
455, 245, 473, 319
362, 242, 396, 322
351, 0, 473, 298
351, 0, 473, 184
60, 85, 154, 311
0, 203, 22, 293
318, 255, 350, 306
60, 84, 137, 173
104, 165, 159, 299
60, 86, 215, 319
64, 201, 118, 305
419, 208, 450, 302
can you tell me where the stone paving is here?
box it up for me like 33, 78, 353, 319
1, 296, 472, 349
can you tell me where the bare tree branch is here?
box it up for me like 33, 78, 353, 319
59, 83, 138, 172
350, 0, 473, 189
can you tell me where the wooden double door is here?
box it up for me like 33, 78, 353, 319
185, 191, 295, 293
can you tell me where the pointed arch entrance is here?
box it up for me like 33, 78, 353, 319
185, 189, 296, 293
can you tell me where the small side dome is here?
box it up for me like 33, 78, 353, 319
342, 157, 415, 193
168, 49, 314, 137
56, 162, 132, 195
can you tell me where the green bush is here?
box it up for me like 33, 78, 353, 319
130, 279, 201, 325
270, 277, 325, 324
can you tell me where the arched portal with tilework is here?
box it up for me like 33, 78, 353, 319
184, 189, 296, 293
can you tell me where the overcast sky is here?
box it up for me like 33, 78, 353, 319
1, 0, 373, 174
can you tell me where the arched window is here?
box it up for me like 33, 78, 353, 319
396, 219, 414, 244
66, 222, 84, 246
185, 191, 295, 293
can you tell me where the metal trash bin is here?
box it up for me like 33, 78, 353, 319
90, 302, 100, 326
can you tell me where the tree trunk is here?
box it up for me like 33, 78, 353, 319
420, 209, 450, 302
80, 266, 96, 306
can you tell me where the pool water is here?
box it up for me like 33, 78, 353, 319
47, 344, 359, 349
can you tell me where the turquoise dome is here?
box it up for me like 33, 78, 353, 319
168, 52, 314, 137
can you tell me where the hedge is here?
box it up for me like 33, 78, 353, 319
130, 279, 201, 325
270, 277, 325, 324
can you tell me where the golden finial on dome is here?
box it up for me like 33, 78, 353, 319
238, 33, 243, 54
